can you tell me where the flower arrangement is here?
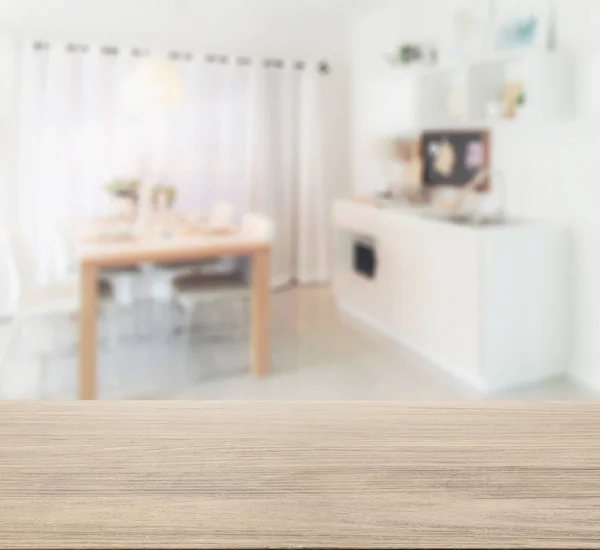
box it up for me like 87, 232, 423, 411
105, 179, 140, 200
151, 185, 177, 209
105, 179, 178, 218
105, 179, 178, 206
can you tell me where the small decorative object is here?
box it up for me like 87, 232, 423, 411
465, 141, 485, 170
433, 140, 457, 177
134, 180, 153, 236
105, 178, 140, 200
502, 80, 526, 118
397, 187, 431, 206
515, 88, 528, 118
397, 138, 423, 194
431, 168, 495, 221
450, 1, 493, 64
386, 43, 437, 67
318, 60, 331, 75
105, 179, 178, 219
152, 185, 178, 210
470, 169, 507, 224
152, 185, 178, 237
486, 99, 503, 120
110, 195, 136, 219
445, 81, 466, 118
370, 138, 399, 193
105, 179, 140, 218
375, 190, 395, 207
487, 0, 552, 57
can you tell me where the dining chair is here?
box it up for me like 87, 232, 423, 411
172, 213, 274, 378
143, 203, 236, 334
54, 221, 144, 343
208, 202, 235, 232
0, 229, 114, 398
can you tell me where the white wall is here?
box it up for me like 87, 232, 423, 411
351, 0, 600, 390
0, 0, 353, 316
0, 0, 355, 59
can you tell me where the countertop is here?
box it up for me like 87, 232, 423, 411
1, 402, 600, 549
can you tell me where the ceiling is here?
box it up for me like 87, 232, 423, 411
0, 0, 393, 60
177, 0, 392, 20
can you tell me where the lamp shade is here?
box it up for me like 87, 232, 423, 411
121, 56, 182, 115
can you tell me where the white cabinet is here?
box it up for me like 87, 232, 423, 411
393, 223, 481, 381
334, 205, 396, 329
333, 200, 570, 393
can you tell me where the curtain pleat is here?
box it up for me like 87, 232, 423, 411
16, 40, 330, 287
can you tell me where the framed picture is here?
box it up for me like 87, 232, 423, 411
486, 0, 552, 57
449, 0, 493, 64
420, 129, 491, 192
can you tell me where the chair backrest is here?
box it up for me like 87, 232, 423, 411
51, 221, 76, 279
208, 202, 235, 230
0, 230, 20, 313
1, 229, 37, 306
241, 213, 275, 242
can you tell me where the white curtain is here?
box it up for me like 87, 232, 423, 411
246, 63, 329, 287
157, 56, 252, 218
16, 40, 330, 287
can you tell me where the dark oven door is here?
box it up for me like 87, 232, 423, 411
354, 239, 377, 280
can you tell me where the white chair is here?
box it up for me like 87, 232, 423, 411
143, 202, 236, 329
172, 213, 274, 377
0, 228, 128, 399
53, 221, 78, 284
241, 212, 276, 242
208, 202, 235, 232
54, 221, 144, 341
55, 220, 140, 304
0, 230, 84, 397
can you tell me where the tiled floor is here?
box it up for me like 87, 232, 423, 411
171, 287, 597, 401
0, 287, 596, 400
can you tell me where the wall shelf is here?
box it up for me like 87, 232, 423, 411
388, 51, 575, 129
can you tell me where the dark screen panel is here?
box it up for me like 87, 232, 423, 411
421, 130, 490, 190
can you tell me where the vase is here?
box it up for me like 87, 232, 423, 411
111, 195, 136, 219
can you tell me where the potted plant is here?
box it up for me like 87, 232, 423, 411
386, 43, 437, 67
516, 89, 528, 119
105, 179, 179, 218
105, 179, 140, 218
151, 185, 178, 211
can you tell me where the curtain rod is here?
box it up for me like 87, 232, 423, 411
32, 41, 332, 74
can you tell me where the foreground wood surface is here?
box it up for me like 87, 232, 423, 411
1, 403, 600, 549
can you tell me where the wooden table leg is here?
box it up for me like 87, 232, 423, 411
79, 262, 98, 400
251, 249, 271, 377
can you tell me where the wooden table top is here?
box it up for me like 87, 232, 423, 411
1, 403, 600, 549
76, 215, 269, 267
78, 233, 270, 267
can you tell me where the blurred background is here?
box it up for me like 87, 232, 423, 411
0, 0, 597, 401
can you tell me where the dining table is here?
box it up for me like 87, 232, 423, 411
76, 216, 272, 400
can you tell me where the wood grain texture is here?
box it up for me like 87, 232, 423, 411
78, 234, 270, 269
79, 262, 99, 401
251, 249, 271, 377
1, 403, 600, 549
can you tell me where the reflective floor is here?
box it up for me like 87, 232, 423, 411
0, 287, 596, 401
